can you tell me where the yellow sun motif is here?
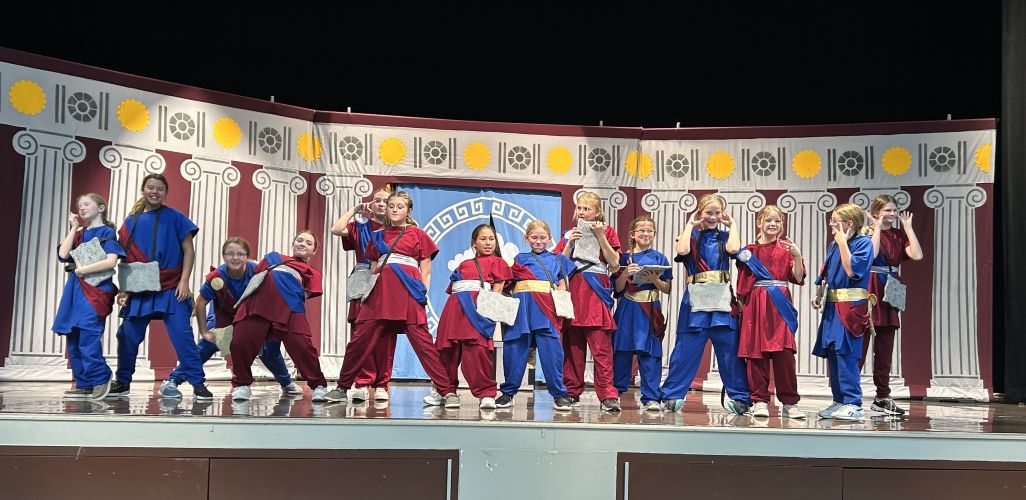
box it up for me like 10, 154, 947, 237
8, 80, 46, 116
881, 146, 912, 176
625, 150, 654, 179
213, 117, 242, 149
792, 149, 822, 178
297, 132, 322, 162
464, 142, 491, 170
546, 147, 573, 175
117, 99, 149, 132
974, 143, 992, 173
379, 138, 407, 166
706, 150, 735, 180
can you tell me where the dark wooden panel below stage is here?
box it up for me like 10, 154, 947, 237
844, 469, 1026, 499
0, 455, 209, 500
619, 454, 1026, 500
208, 457, 452, 500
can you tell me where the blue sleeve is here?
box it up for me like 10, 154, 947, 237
619, 252, 629, 267
98, 227, 126, 257
206, 302, 215, 330
559, 254, 575, 280
174, 209, 199, 242
199, 281, 216, 301
849, 237, 873, 281
721, 230, 738, 257
659, 252, 673, 281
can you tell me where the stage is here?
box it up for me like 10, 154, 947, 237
2, 382, 1026, 499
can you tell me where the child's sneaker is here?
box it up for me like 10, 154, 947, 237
158, 379, 182, 399
193, 384, 214, 402
643, 401, 662, 412
831, 404, 865, 421
553, 396, 573, 411
662, 399, 685, 412
751, 401, 770, 417
423, 391, 444, 406
870, 398, 906, 416
725, 399, 751, 415
231, 385, 252, 401
281, 382, 304, 396
63, 388, 91, 399
349, 386, 369, 402
782, 404, 806, 419
600, 398, 621, 412
444, 393, 461, 408
494, 393, 514, 408
479, 397, 497, 409
818, 401, 843, 419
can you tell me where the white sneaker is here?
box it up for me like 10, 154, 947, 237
349, 386, 369, 402
231, 385, 252, 401
423, 391, 444, 406
644, 401, 662, 412
158, 379, 183, 399
444, 393, 461, 408
310, 386, 329, 402
374, 387, 389, 401
818, 401, 843, 419
831, 404, 864, 421
479, 397, 497, 409
282, 382, 304, 395
751, 401, 770, 417
782, 404, 806, 419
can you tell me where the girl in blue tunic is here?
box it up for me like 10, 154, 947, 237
54, 193, 125, 400
659, 194, 752, 415
111, 173, 211, 400
812, 203, 875, 421
612, 216, 672, 411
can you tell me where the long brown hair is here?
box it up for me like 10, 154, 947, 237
79, 193, 116, 230
869, 195, 897, 217
129, 173, 169, 216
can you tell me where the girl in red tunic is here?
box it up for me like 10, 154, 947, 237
324, 191, 455, 404
736, 205, 807, 419
863, 195, 924, 415
435, 224, 513, 409
330, 186, 396, 403
553, 191, 622, 411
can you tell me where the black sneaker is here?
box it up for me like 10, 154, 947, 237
193, 384, 214, 402
553, 396, 574, 411
568, 396, 581, 407
870, 398, 906, 416
601, 398, 622, 412
106, 382, 130, 398
495, 393, 515, 408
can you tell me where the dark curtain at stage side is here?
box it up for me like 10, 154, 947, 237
1001, 0, 1026, 403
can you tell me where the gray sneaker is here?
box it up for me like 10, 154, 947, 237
321, 387, 346, 402
158, 379, 183, 399
63, 388, 92, 399
871, 398, 906, 416
90, 379, 112, 400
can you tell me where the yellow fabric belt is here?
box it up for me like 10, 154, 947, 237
826, 288, 873, 302
625, 289, 660, 303
690, 270, 730, 284
513, 280, 553, 293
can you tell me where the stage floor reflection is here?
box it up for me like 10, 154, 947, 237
1, 381, 1022, 434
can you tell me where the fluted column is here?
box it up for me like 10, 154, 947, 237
850, 188, 911, 398
253, 167, 307, 256
640, 190, 697, 380
180, 157, 241, 380
778, 190, 838, 397
924, 185, 988, 401
0, 131, 85, 380
315, 174, 373, 375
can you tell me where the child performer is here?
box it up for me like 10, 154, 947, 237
112, 174, 211, 400
612, 216, 672, 411
735, 205, 806, 419
435, 224, 512, 409
160, 237, 301, 399
230, 231, 329, 401
330, 186, 396, 402
812, 203, 875, 421
54, 193, 124, 400
554, 191, 622, 411
659, 194, 751, 415
863, 195, 923, 415
496, 220, 575, 411
324, 191, 455, 405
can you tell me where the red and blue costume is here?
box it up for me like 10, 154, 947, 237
230, 252, 326, 388
612, 249, 672, 404
861, 227, 911, 399
341, 218, 397, 391
54, 226, 124, 388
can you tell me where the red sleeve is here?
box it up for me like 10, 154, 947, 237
365, 236, 382, 262
203, 267, 220, 283
605, 226, 621, 252
489, 256, 513, 283
552, 236, 567, 254
303, 265, 323, 298
416, 227, 439, 261
788, 246, 808, 286
900, 230, 912, 262
340, 221, 357, 251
